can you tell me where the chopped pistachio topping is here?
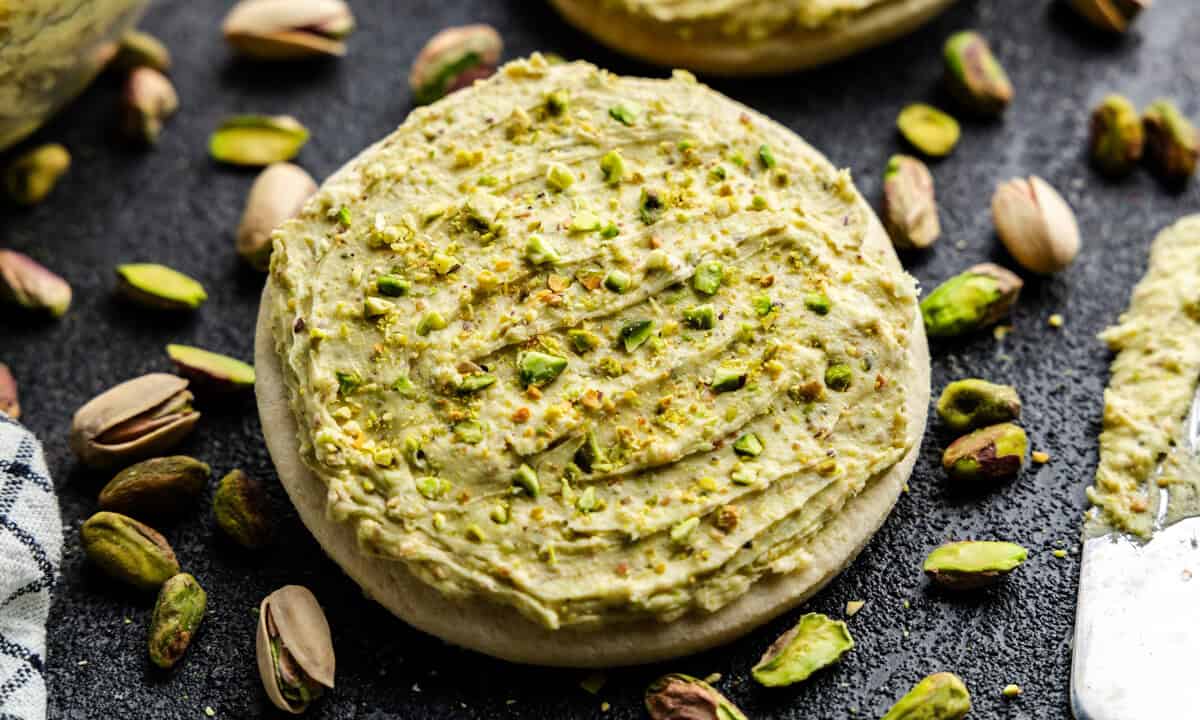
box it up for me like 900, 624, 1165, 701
416, 476, 451, 500
336, 371, 362, 396
619, 320, 655, 352
752, 295, 774, 317
576, 486, 599, 513
546, 163, 576, 192
416, 311, 447, 336
376, 274, 410, 296
712, 366, 747, 393
693, 261, 724, 295
457, 373, 497, 393
518, 351, 568, 387
545, 89, 569, 116
759, 144, 777, 169
670, 516, 700, 546
454, 420, 484, 444
639, 188, 664, 225
609, 104, 639, 126
574, 431, 608, 473
825, 363, 853, 392
600, 150, 625, 185
733, 433, 764, 457
513, 464, 541, 497
364, 296, 393, 317
569, 211, 602, 233
525, 235, 562, 265
568, 329, 601, 353
805, 292, 832, 315
682, 304, 716, 330
604, 269, 632, 293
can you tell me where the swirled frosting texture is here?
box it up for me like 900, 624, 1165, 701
591, 0, 889, 37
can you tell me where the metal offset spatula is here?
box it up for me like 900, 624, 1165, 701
1071, 384, 1200, 719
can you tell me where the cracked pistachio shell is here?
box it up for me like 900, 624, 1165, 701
116, 263, 207, 310
121, 67, 179, 145
943, 31, 1012, 116
897, 104, 960, 157
410, 25, 503, 106
936, 379, 1022, 433
752, 613, 854, 687
924, 541, 1029, 590
223, 0, 355, 60
209, 115, 310, 167
883, 672, 972, 720
992, 176, 1081, 274
645, 674, 748, 720
0, 364, 17, 419
237, 163, 317, 271
1089, 94, 1144, 176
148, 573, 206, 669
98, 456, 210, 520
70, 374, 201, 469
943, 422, 1028, 482
1068, 0, 1151, 33
257, 585, 335, 714
0, 249, 72, 317
167, 345, 256, 394
882, 155, 940, 250
213, 469, 272, 549
80, 511, 180, 591
111, 30, 172, 72
920, 263, 1023, 337
1143, 99, 1198, 183
4, 143, 70, 205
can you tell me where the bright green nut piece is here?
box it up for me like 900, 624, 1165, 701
620, 319, 655, 352
825, 363, 853, 392
208, 115, 309, 166
1089, 94, 1144, 177
1143, 98, 1199, 183
4, 143, 70, 205
936, 379, 1022, 432
416, 310, 447, 336
883, 672, 972, 720
80, 511, 180, 592
682, 304, 716, 330
943, 31, 1013, 116
512, 464, 540, 497
167, 344, 255, 392
518, 351, 568, 387
609, 104, 639, 126
213, 469, 272, 549
604, 269, 631, 293
545, 163, 576, 192
576, 486, 599, 513
943, 422, 1028, 482
568, 329, 601, 353
415, 475, 451, 500
148, 573, 206, 669
454, 420, 484, 445
713, 366, 747, 393
457, 372, 497, 394
752, 294, 774, 317
569, 210, 601, 233
525, 234, 561, 265
98, 455, 210, 520
920, 264, 1022, 337
669, 516, 699, 546
116, 263, 207, 310
574, 431, 608, 473
544, 89, 569, 116
805, 292, 832, 315
376, 274, 410, 296
733, 432, 764, 457
752, 613, 854, 687
639, 188, 665, 225
645, 674, 748, 720
924, 540, 1029, 590
897, 104, 961, 157
335, 370, 362, 396
600, 150, 625, 185
693, 261, 724, 295
758, 144, 777, 169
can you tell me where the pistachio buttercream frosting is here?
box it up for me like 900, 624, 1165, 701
269, 56, 919, 630
611, 0, 896, 36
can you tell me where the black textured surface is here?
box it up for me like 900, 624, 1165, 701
2, 0, 1198, 718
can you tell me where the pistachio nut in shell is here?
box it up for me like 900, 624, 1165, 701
410, 25, 503, 106
70, 374, 200, 470
882, 672, 972, 720
80, 511, 180, 591
120, 67, 179, 146
1067, 0, 1151, 33
110, 30, 172, 72
116, 263, 207, 310
237, 163, 317, 271
148, 573, 206, 669
1089, 94, 1144, 177
0, 249, 72, 317
943, 422, 1028, 483
992, 176, 1081, 274
98, 456, 210, 520
223, 0, 355, 60
209, 115, 310, 166
4, 143, 70, 206
897, 104, 961, 158
1143, 99, 1198, 183
882, 154, 940, 250
943, 31, 1013, 116
924, 541, 1029, 590
752, 613, 854, 687
920, 263, 1023, 337
257, 585, 335, 714
213, 469, 272, 549
0, 364, 18, 419
645, 674, 748, 720
936, 379, 1022, 433
167, 345, 256, 394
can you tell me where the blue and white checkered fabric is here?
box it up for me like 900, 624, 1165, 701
0, 415, 61, 720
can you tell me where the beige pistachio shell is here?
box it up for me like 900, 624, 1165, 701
257, 585, 335, 714
992, 176, 1080, 274
121, 67, 179, 146
111, 30, 172, 73
0, 363, 18, 419
410, 25, 503, 105
882, 154, 940, 250
0, 249, 72, 317
70, 374, 200, 469
237, 163, 317, 271
223, 0, 354, 60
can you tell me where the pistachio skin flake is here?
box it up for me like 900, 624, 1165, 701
883, 672, 972, 720
1143, 99, 1199, 184
116, 264, 208, 311
882, 155, 940, 251
4, 143, 70, 206
98, 456, 210, 520
645, 674, 748, 720
0, 364, 18, 419
148, 573, 206, 669
897, 104, 961, 158
0, 249, 72, 317
920, 263, 1023, 337
752, 613, 854, 687
1089, 94, 1144, 177
209, 115, 310, 167
936, 379, 1021, 433
943, 422, 1028, 483
409, 25, 502, 106
214, 469, 273, 549
924, 540, 1029, 590
80, 511, 180, 592
943, 31, 1012, 116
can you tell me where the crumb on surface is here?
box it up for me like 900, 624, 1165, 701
1032, 450, 1051, 464
1002, 684, 1023, 698
1048, 313, 1064, 328
846, 600, 866, 617
1053, 549, 1068, 558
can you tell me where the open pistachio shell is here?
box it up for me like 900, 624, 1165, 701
167, 345, 256, 394
121, 67, 179, 146
257, 585, 335, 714
0, 363, 19, 419
209, 115, 310, 166
645, 674, 748, 720
409, 25, 503, 106
70, 374, 201, 469
752, 613, 855, 687
116, 264, 208, 311
223, 0, 355, 60
237, 163, 317, 271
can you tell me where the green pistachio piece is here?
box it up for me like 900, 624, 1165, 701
209, 115, 310, 166
116, 263, 207, 311
431, 253, 460, 275
600, 150, 625, 185
600, 222, 620, 238
645, 674, 748, 720
98, 456, 210, 520
392, 375, 417, 397
415, 476, 451, 500
0, 249, 72, 317
518, 351, 568, 387
936, 379, 1022, 432
804, 292, 832, 315
167, 344, 256, 393
364, 297, 393, 318
682, 304, 716, 330
1089, 94, 1145, 176
752, 295, 774, 316
525, 234, 562, 265
825, 363, 853, 392
923, 540, 1029, 590
574, 432, 608, 473
80, 511, 180, 592
568, 329, 601, 353
1143, 99, 1199, 183
920, 263, 1023, 337
120, 67, 180, 145
454, 420, 484, 445
733, 432, 763, 457
213, 469, 273, 549
603, 269, 631, 293
639, 188, 664, 224
457, 372, 497, 393
943, 31, 1012, 116
883, 673, 972, 720
335, 370, 362, 396
609, 104, 639, 126
897, 104, 961, 157
376, 274, 410, 297
0, 363, 18, 419
416, 310, 447, 336
111, 30, 172, 72
752, 613, 854, 687
545, 163, 576, 192
512, 464, 540, 497
404, 436, 428, 470
713, 366, 747, 393
576, 486, 599, 513
693, 261, 724, 295
4, 143, 70, 205
882, 154, 941, 250
148, 573, 206, 669
669, 516, 699, 546
620, 320, 655, 352
1067, 0, 1150, 33
943, 422, 1027, 482
408, 24, 501, 105
569, 210, 602, 233
544, 89, 569, 116
758, 144, 777, 169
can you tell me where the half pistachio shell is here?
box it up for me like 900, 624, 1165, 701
110, 30, 172, 73
924, 540, 1029, 590
223, 0, 355, 60
98, 455, 210, 520
882, 154, 940, 250
883, 672, 972, 720
752, 613, 854, 687
992, 176, 1081, 274
4, 143, 70, 205
0, 249, 72, 317
70, 374, 200, 469
645, 674, 748, 720
897, 104, 961, 157
257, 585, 335, 714
80, 511, 180, 591
121, 67, 179, 145
237, 163, 317, 271
167, 345, 256, 394
410, 25, 503, 106
210, 115, 310, 166
0, 364, 18, 419
116, 263, 207, 310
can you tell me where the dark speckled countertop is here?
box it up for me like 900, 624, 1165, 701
2, 0, 1198, 718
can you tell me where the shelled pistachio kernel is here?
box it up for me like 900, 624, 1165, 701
897, 104, 961, 157
1143, 99, 1199, 183
943, 31, 1012, 116
209, 115, 310, 166
1089, 94, 1144, 176
4, 143, 70, 205
116, 264, 207, 310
